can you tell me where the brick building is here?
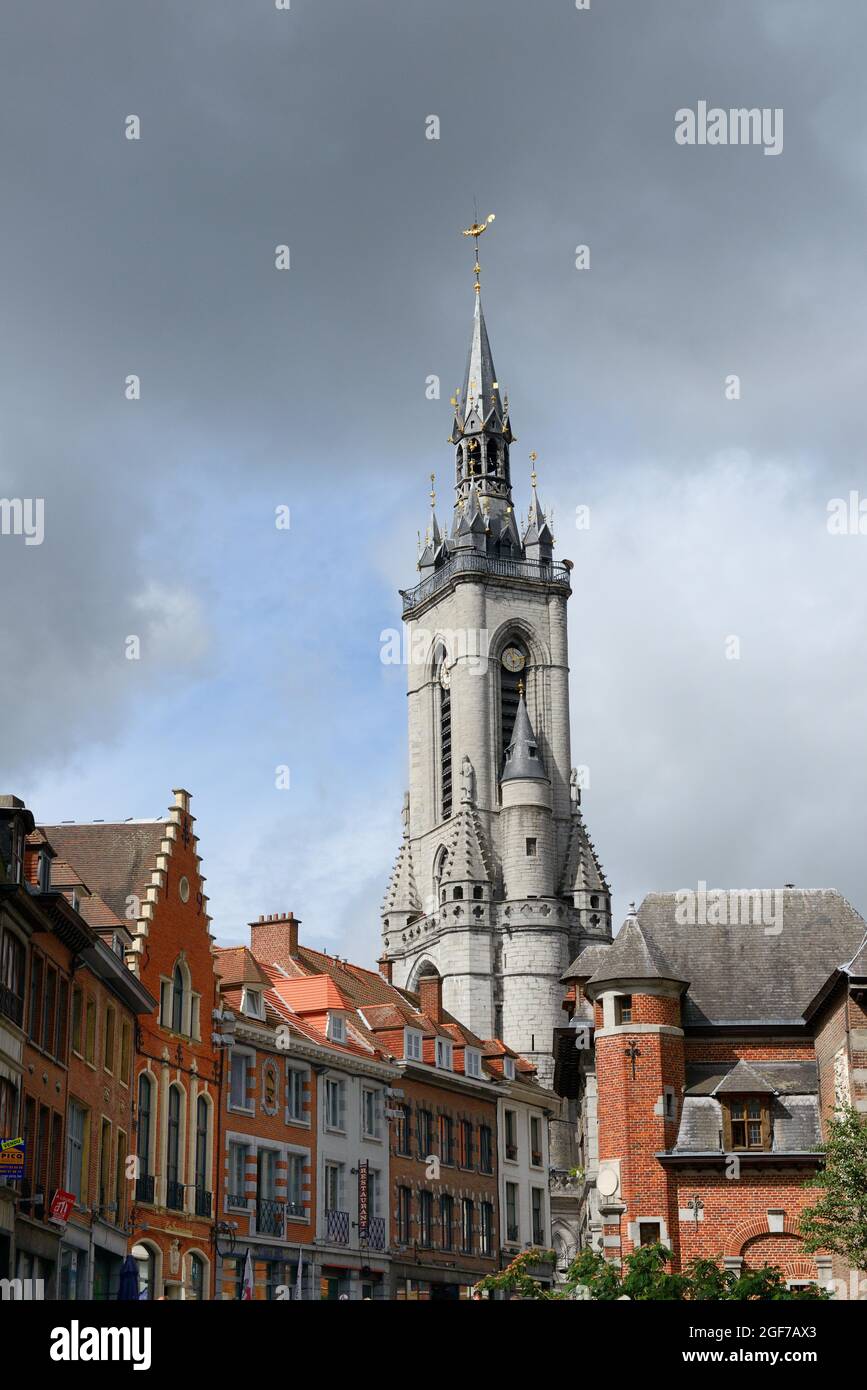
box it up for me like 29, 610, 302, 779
242, 912, 399, 1300
213, 925, 398, 1300
44, 789, 221, 1299
553, 891, 867, 1289
0, 797, 37, 1285
246, 913, 522, 1298
41, 839, 157, 1300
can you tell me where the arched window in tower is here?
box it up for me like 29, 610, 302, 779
499, 639, 528, 767
435, 652, 452, 820
433, 845, 449, 904
467, 439, 481, 477
486, 440, 498, 475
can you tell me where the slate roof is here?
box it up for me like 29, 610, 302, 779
41, 821, 166, 922
673, 1093, 821, 1155
561, 940, 611, 983
684, 1061, 818, 1097
633, 890, 867, 1026
501, 695, 547, 782
586, 912, 687, 990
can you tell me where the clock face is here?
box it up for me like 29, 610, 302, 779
439, 663, 451, 689
501, 647, 526, 673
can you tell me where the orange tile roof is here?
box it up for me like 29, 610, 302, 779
270, 973, 350, 1014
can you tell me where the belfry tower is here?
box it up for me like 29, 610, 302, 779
381, 219, 611, 1085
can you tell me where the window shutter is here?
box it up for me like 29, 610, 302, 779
721, 1101, 732, 1151
338, 1081, 346, 1131
762, 1104, 772, 1152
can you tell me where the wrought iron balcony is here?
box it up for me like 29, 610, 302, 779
401, 552, 571, 615
226, 1192, 249, 1210
366, 1216, 386, 1250
326, 1208, 350, 1244
256, 1197, 285, 1238
135, 1173, 155, 1204
286, 1199, 305, 1220
166, 1179, 184, 1211
194, 1187, 212, 1218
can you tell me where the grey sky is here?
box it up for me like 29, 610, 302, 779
2, 0, 866, 960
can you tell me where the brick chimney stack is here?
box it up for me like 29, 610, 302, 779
250, 912, 300, 970
378, 955, 393, 984
418, 973, 443, 1022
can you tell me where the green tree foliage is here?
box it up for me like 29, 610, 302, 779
800, 1103, 867, 1272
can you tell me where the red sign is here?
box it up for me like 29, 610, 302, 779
49, 1189, 76, 1224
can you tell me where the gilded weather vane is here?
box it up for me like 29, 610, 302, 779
461, 211, 495, 293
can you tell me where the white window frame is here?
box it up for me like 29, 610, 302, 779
323, 1160, 344, 1212
323, 1077, 346, 1133
465, 1047, 482, 1078
227, 1140, 249, 1209
327, 1012, 346, 1044
241, 987, 264, 1019
361, 1086, 381, 1139
286, 1065, 308, 1124
228, 1049, 254, 1112
503, 1056, 515, 1080
435, 1038, 453, 1071
403, 1027, 422, 1061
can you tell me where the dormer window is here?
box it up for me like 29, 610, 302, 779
723, 1097, 771, 1151
527, 745, 537, 759
465, 1048, 482, 1078
327, 1012, 346, 1044
242, 988, 264, 1020
503, 1056, 516, 1080
436, 1038, 453, 1071
403, 1027, 422, 1062
37, 850, 51, 892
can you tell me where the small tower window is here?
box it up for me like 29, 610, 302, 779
527, 744, 537, 759
525, 838, 537, 857
614, 995, 633, 1025
472, 886, 483, 900
453, 887, 463, 900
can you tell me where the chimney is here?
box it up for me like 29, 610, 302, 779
249, 912, 300, 969
378, 955, 393, 984
418, 973, 443, 1022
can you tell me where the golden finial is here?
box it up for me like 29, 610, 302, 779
461, 211, 495, 292
430, 472, 436, 509
517, 677, 524, 699
529, 451, 538, 489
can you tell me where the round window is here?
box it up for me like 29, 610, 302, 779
178, 876, 190, 903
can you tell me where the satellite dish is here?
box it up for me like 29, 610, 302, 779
597, 1166, 619, 1198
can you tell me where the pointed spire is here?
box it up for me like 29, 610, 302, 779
523, 452, 554, 548
460, 294, 506, 433
501, 693, 548, 782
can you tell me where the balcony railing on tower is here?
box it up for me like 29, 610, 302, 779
400, 552, 571, 615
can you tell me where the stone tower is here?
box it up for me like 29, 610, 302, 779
381, 251, 611, 1088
